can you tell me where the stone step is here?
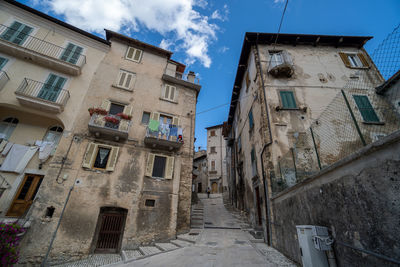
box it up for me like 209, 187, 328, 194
170, 239, 193, 247
177, 234, 196, 243
138, 246, 162, 257
155, 242, 179, 251
122, 250, 143, 261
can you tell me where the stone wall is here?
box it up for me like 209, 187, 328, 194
271, 131, 400, 266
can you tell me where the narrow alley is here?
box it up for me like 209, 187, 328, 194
114, 193, 295, 267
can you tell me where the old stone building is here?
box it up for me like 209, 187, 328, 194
0, 0, 200, 264
223, 32, 395, 245
206, 124, 227, 193
192, 150, 207, 193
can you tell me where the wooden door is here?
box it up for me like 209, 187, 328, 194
6, 174, 43, 217
95, 208, 127, 253
211, 182, 218, 193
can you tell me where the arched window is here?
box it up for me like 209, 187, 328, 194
43, 126, 63, 154
0, 117, 18, 140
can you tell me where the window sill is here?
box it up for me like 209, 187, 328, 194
347, 66, 370, 70
362, 121, 385, 126
159, 97, 178, 104
112, 84, 133, 92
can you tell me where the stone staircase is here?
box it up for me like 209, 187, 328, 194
190, 201, 204, 229
53, 232, 200, 267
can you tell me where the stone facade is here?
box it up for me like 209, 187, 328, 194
192, 150, 207, 193
0, 1, 200, 264
206, 125, 227, 193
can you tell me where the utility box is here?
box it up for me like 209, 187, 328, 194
296, 225, 329, 267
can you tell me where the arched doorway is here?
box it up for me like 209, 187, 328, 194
211, 182, 218, 193
93, 207, 127, 253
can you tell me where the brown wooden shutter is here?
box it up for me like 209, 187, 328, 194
339, 52, 351, 68
165, 156, 174, 179
106, 146, 119, 171
145, 153, 155, 177
82, 143, 97, 168
357, 53, 369, 68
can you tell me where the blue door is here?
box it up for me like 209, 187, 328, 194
38, 74, 66, 102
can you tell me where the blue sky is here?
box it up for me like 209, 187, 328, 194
20, 0, 400, 151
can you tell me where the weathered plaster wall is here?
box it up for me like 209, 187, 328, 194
271, 131, 400, 267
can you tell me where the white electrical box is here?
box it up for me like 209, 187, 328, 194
296, 225, 329, 267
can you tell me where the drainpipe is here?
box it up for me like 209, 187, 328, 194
255, 34, 273, 246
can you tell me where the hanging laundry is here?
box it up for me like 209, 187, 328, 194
148, 119, 160, 132
0, 144, 38, 173
39, 142, 55, 162
170, 127, 178, 137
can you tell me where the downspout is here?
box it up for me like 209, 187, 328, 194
255, 34, 273, 246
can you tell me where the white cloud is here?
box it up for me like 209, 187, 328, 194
211, 4, 229, 21
40, 0, 219, 68
274, 0, 285, 3
218, 46, 229, 53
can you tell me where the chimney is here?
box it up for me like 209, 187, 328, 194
187, 71, 196, 83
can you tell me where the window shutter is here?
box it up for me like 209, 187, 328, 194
123, 105, 133, 117
151, 112, 160, 121
172, 116, 180, 126
145, 153, 155, 177
357, 53, 369, 68
353, 95, 379, 122
0, 57, 8, 70
126, 47, 135, 59
339, 52, 351, 68
165, 156, 175, 179
164, 85, 170, 99
100, 99, 111, 111
170, 86, 176, 101
106, 146, 119, 171
280, 91, 296, 109
133, 49, 142, 62
124, 73, 134, 89
82, 143, 97, 168
118, 120, 130, 132
118, 71, 127, 87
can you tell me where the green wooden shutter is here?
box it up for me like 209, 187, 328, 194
61, 43, 83, 64
1, 22, 33, 45
280, 91, 297, 109
0, 57, 8, 70
39, 74, 66, 102
353, 95, 379, 122
13, 24, 33, 45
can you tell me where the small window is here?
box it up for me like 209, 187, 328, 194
141, 112, 150, 125
248, 109, 254, 130
353, 95, 380, 123
237, 135, 242, 151
0, 117, 18, 140
210, 130, 215, 137
152, 156, 167, 178
60, 43, 83, 64
163, 84, 177, 102
0, 56, 9, 70
339, 52, 369, 68
115, 70, 135, 90
211, 160, 215, 171
210, 147, 216, 153
93, 147, 111, 169
1, 21, 33, 45
145, 153, 174, 179
125, 46, 143, 62
245, 71, 250, 91
145, 199, 155, 207
280, 91, 297, 109
251, 147, 257, 177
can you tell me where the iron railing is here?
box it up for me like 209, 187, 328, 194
0, 24, 86, 67
0, 70, 9, 91
88, 113, 130, 134
16, 78, 70, 107
145, 124, 183, 142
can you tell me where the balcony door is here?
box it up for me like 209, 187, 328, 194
6, 174, 43, 217
38, 74, 66, 102
1, 21, 33, 45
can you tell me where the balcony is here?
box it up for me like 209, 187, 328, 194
162, 69, 201, 91
15, 78, 69, 113
88, 113, 130, 141
0, 24, 86, 76
144, 125, 183, 150
0, 70, 9, 91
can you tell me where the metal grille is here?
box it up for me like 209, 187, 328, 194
96, 213, 125, 252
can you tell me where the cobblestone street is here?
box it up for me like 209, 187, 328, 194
114, 193, 295, 267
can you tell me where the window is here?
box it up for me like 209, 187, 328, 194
145, 199, 155, 207
210, 130, 215, 137
60, 43, 83, 64
251, 147, 257, 177
0, 117, 18, 140
145, 153, 174, 179
115, 70, 135, 91
245, 71, 250, 92
38, 74, 67, 102
0, 56, 9, 70
125, 46, 143, 62
82, 143, 119, 171
211, 160, 215, 171
248, 109, 254, 130
339, 52, 369, 68
141, 112, 150, 125
1, 21, 33, 45
280, 91, 297, 109
162, 84, 177, 102
237, 135, 242, 151
43, 126, 63, 154
210, 147, 216, 153
353, 95, 380, 123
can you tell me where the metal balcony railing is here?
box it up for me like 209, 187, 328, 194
0, 24, 86, 67
0, 70, 9, 91
16, 78, 70, 107
88, 113, 131, 140
145, 125, 183, 143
